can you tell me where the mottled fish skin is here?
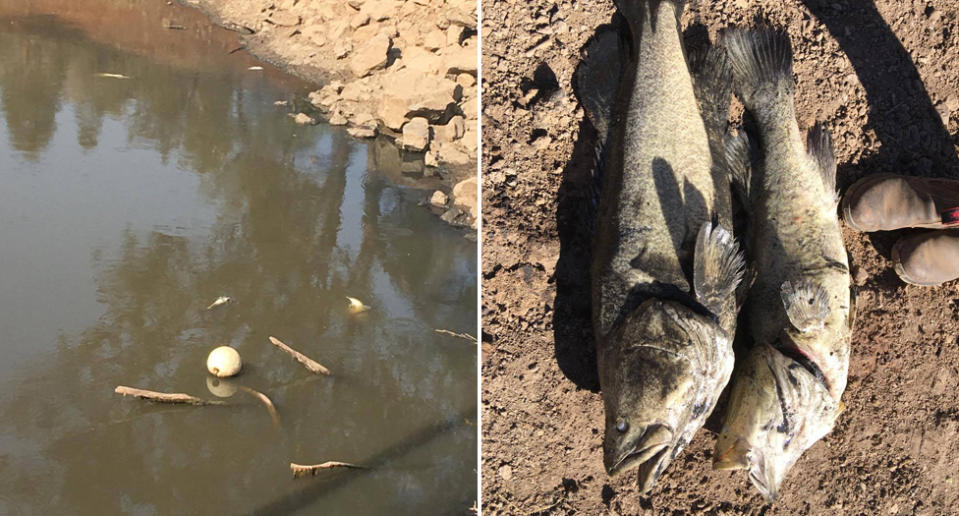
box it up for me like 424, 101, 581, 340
714, 27, 852, 501
578, 0, 743, 492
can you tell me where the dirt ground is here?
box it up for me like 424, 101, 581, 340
481, 0, 959, 514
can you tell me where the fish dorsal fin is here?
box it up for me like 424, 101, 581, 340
806, 123, 838, 204
780, 280, 830, 332
575, 25, 629, 230
693, 221, 745, 316
725, 127, 754, 206
689, 42, 732, 156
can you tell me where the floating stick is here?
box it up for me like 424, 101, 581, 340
434, 329, 476, 341
114, 386, 224, 406
290, 461, 366, 478
268, 336, 331, 376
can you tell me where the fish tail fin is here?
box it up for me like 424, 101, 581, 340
613, 0, 685, 30
806, 122, 839, 204
722, 27, 794, 112
575, 25, 629, 226
576, 27, 628, 143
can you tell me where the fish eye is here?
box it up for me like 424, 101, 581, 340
616, 418, 628, 433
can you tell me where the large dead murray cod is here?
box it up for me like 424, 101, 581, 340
577, 0, 744, 493
713, 27, 854, 501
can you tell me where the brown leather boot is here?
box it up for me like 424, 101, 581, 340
892, 230, 959, 286
841, 173, 959, 232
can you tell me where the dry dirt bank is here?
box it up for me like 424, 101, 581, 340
182, 0, 479, 226
482, 0, 959, 513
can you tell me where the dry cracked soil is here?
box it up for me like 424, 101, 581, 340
482, 0, 959, 514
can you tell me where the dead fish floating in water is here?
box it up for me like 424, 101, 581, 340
579, 0, 743, 491
206, 296, 233, 310
346, 296, 371, 313
94, 73, 130, 79
713, 27, 853, 501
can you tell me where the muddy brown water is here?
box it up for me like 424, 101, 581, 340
0, 13, 476, 515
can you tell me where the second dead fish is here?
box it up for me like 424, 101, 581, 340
713, 27, 853, 501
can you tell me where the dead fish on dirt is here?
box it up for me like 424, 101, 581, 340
346, 296, 371, 313
713, 27, 853, 501
577, 0, 744, 491
94, 73, 130, 79
206, 296, 234, 310
247, 66, 264, 71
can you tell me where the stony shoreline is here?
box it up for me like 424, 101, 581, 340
179, 0, 478, 227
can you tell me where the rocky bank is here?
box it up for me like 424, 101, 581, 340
181, 0, 478, 227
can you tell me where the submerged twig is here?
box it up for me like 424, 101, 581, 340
268, 336, 331, 376
236, 385, 280, 428
114, 385, 224, 406
290, 461, 367, 478
434, 329, 476, 342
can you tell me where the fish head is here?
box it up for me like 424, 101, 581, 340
713, 342, 842, 501
599, 298, 730, 491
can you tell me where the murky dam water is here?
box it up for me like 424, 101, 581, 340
0, 12, 476, 515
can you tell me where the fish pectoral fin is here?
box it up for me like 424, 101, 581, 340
693, 221, 745, 316
806, 123, 838, 204
780, 280, 830, 332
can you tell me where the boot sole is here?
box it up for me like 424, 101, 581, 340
892, 239, 947, 287
841, 173, 950, 232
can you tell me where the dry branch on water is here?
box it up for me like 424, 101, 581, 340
434, 329, 476, 342
268, 336, 331, 375
114, 385, 225, 405
290, 461, 367, 478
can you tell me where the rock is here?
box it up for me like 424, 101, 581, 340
381, 69, 461, 122
446, 7, 476, 29
443, 44, 477, 75
350, 12, 370, 28
347, 125, 376, 138
348, 0, 364, 9
361, 0, 396, 21
425, 149, 439, 167
430, 190, 448, 208
339, 82, 369, 102
401, 117, 431, 151
376, 96, 409, 131
440, 206, 461, 224
334, 38, 353, 59
435, 115, 466, 142
423, 29, 446, 51
447, 25, 465, 46
461, 126, 477, 153
329, 112, 348, 125
402, 46, 443, 74
350, 34, 391, 77
440, 142, 472, 165
292, 113, 317, 125
453, 176, 478, 219
269, 10, 300, 27
457, 73, 476, 88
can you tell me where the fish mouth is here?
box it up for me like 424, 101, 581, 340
606, 424, 673, 482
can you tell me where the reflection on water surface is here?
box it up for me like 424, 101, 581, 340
0, 12, 476, 515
